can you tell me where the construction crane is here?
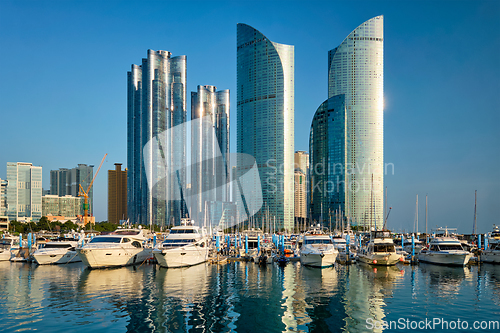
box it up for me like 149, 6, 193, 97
79, 153, 107, 226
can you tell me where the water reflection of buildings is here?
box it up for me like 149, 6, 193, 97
0, 262, 84, 332
343, 264, 404, 333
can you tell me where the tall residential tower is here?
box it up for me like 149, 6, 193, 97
6, 162, 42, 222
310, 16, 384, 229
127, 49, 187, 226
190, 85, 230, 225
237, 24, 294, 232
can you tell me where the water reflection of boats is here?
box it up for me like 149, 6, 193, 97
155, 262, 210, 300
78, 264, 147, 297
419, 262, 470, 297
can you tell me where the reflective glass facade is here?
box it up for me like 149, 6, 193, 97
190, 85, 230, 225
327, 16, 384, 229
50, 164, 93, 214
128, 50, 187, 226
237, 24, 294, 232
6, 162, 42, 222
309, 95, 347, 223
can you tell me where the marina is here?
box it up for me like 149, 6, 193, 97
0, 226, 499, 332
0, 257, 499, 332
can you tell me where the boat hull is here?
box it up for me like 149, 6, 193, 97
300, 251, 337, 267
0, 250, 13, 261
480, 251, 500, 264
33, 250, 81, 265
77, 247, 152, 268
357, 253, 402, 266
154, 246, 209, 268
417, 252, 473, 266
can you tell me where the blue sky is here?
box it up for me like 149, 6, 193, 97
0, 0, 498, 233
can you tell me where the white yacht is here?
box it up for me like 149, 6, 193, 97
77, 229, 152, 269
403, 236, 425, 254
299, 230, 338, 267
481, 225, 500, 264
153, 224, 209, 268
0, 237, 20, 261
32, 238, 81, 265
357, 230, 402, 266
418, 228, 473, 266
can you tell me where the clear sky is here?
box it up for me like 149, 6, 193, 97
0, 0, 498, 234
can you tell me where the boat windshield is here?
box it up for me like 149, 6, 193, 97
170, 229, 196, 234
161, 239, 196, 248
305, 239, 332, 245
374, 244, 395, 252
0, 243, 10, 250
89, 237, 122, 244
438, 245, 463, 251
43, 244, 72, 249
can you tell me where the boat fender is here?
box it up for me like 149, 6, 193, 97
373, 259, 378, 264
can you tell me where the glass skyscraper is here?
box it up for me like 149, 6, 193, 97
6, 162, 42, 222
50, 164, 94, 214
127, 49, 187, 226
312, 15, 383, 229
309, 95, 347, 223
190, 85, 230, 225
237, 24, 294, 232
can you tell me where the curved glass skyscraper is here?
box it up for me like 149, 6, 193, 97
309, 95, 346, 224
237, 24, 294, 232
127, 49, 187, 226
310, 16, 383, 229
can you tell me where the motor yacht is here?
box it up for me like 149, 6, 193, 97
77, 229, 152, 269
153, 224, 210, 268
32, 238, 81, 265
481, 225, 500, 264
0, 236, 20, 261
417, 228, 473, 266
357, 230, 402, 266
299, 230, 338, 267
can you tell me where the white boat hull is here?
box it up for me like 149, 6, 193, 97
300, 251, 337, 267
357, 253, 402, 266
0, 249, 13, 261
480, 251, 500, 264
154, 246, 209, 268
33, 250, 81, 265
77, 247, 152, 268
417, 252, 473, 266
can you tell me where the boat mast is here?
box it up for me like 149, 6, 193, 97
425, 195, 428, 236
472, 190, 477, 235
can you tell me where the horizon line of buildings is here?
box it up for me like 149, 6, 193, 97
2, 16, 385, 231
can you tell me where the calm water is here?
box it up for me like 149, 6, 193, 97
0, 260, 499, 332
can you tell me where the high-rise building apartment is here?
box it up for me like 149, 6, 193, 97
310, 16, 383, 228
309, 95, 347, 224
190, 85, 230, 225
294, 151, 309, 230
294, 170, 307, 231
42, 195, 83, 218
0, 178, 7, 217
6, 162, 42, 222
237, 24, 295, 232
108, 163, 127, 224
128, 49, 187, 226
50, 164, 94, 214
